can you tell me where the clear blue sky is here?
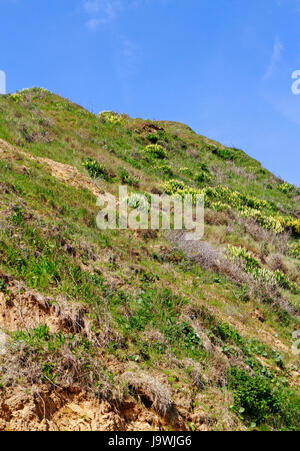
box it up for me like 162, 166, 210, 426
1, 0, 300, 185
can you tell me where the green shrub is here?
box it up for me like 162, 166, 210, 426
212, 322, 244, 346
226, 246, 260, 272
197, 162, 210, 173
10, 207, 24, 226
180, 167, 193, 177
194, 171, 211, 183
146, 133, 159, 144
164, 321, 202, 356
228, 368, 299, 429
158, 164, 173, 176
144, 144, 167, 160
210, 201, 228, 211
10, 93, 23, 103
281, 216, 300, 237
83, 158, 110, 181
118, 167, 139, 187
279, 183, 293, 194
273, 270, 299, 294
213, 147, 235, 160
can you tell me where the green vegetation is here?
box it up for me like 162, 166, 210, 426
289, 240, 300, 259
279, 182, 294, 194
99, 111, 122, 125
162, 180, 300, 235
0, 88, 299, 431
226, 246, 299, 294
229, 368, 300, 430
144, 144, 167, 159
213, 147, 236, 160
83, 158, 111, 181
118, 166, 140, 187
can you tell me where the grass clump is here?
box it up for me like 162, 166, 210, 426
179, 167, 193, 177
2, 324, 122, 403
0, 278, 7, 293
118, 167, 140, 187
158, 164, 173, 176
9, 206, 25, 226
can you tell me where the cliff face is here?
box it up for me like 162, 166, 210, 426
0, 88, 299, 431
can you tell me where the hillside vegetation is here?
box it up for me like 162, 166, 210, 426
0, 88, 299, 431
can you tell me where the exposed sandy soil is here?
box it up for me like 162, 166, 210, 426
0, 138, 103, 198
0, 274, 87, 336
0, 383, 246, 431
0, 386, 167, 431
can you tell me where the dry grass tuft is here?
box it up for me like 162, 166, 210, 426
169, 231, 247, 287
122, 372, 174, 418
54, 297, 88, 334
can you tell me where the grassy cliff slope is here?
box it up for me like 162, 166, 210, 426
0, 88, 299, 431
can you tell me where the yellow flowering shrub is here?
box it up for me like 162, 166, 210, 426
226, 246, 299, 294
279, 216, 300, 236
163, 181, 270, 210
10, 88, 49, 103
278, 183, 293, 194
210, 201, 229, 212
10, 93, 22, 103
144, 144, 167, 159
99, 111, 122, 125
240, 208, 284, 234
289, 240, 300, 259
162, 180, 300, 236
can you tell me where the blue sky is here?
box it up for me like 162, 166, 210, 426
1, 0, 300, 185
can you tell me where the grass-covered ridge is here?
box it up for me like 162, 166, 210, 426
0, 88, 299, 431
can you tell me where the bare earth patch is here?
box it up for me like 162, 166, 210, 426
0, 274, 87, 335
0, 138, 103, 198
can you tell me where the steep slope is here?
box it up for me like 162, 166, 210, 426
0, 88, 299, 431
